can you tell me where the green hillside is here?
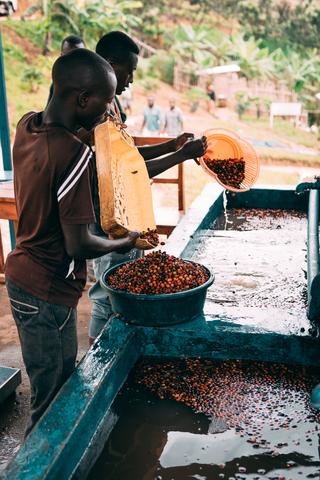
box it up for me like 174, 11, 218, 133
1, 0, 319, 166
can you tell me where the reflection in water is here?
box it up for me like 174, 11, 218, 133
190, 208, 309, 334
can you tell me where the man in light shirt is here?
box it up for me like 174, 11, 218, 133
141, 96, 161, 135
163, 98, 183, 137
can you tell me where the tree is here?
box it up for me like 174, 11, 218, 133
273, 49, 320, 95
238, 0, 320, 52
21, 67, 43, 92
23, 0, 80, 54
23, 0, 142, 54
168, 24, 213, 65
228, 35, 275, 83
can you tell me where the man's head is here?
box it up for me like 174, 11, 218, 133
61, 35, 85, 56
52, 49, 116, 130
96, 31, 139, 95
147, 96, 154, 108
169, 98, 176, 110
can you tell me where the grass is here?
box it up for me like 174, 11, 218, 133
242, 115, 319, 150
3, 34, 53, 132
5, 18, 47, 50
256, 147, 320, 166
257, 169, 299, 186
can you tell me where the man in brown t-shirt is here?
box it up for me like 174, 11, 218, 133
5, 49, 139, 437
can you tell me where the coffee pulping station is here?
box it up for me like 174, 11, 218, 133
2, 109, 320, 480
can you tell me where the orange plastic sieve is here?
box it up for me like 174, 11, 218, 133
200, 128, 260, 192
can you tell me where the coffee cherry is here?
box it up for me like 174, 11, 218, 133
107, 251, 209, 294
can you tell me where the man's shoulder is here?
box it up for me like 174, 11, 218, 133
43, 126, 91, 178
46, 124, 84, 152
16, 112, 83, 151
16, 111, 38, 131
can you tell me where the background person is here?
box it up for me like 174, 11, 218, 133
141, 96, 162, 135
60, 34, 85, 55
163, 98, 184, 137
206, 82, 216, 115
47, 35, 86, 104
5, 49, 139, 437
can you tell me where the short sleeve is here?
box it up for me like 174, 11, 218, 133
57, 144, 96, 225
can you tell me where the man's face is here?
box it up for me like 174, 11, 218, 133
61, 41, 85, 56
148, 98, 154, 108
77, 72, 117, 130
112, 52, 138, 95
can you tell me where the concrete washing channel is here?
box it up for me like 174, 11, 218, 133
2, 183, 320, 480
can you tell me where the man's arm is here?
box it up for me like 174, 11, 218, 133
162, 114, 168, 135
137, 132, 195, 160
61, 224, 139, 259
157, 109, 162, 132
145, 136, 207, 178
140, 110, 147, 132
179, 110, 184, 131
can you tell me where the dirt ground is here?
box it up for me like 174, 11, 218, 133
0, 282, 92, 472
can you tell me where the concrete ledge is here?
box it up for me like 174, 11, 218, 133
0, 366, 21, 404
2, 321, 141, 480
141, 315, 320, 366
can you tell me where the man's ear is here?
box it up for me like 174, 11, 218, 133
78, 90, 89, 109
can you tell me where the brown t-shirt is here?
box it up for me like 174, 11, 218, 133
5, 112, 96, 307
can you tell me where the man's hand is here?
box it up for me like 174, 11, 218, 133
181, 136, 207, 160
114, 231, 140, 254
174, 132, 195, 151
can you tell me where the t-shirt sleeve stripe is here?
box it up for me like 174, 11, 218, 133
57, 145, 91, 197
57, 151, 92, 202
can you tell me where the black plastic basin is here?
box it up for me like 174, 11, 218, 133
100, 261, 214, 327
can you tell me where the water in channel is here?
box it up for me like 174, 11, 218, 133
88, 358, 320, 480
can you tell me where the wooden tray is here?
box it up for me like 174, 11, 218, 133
94, 119, 156, 249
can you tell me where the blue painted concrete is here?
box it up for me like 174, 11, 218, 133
0, 31, 12, 171
3, 184, 318, 479
3, 321, 141, 479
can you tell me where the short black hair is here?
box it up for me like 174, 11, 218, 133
95, 31, 139, 64
61, 35, 85, 49
53, 48, 115, 94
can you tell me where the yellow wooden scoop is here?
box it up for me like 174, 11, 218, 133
94, 118, 157, 250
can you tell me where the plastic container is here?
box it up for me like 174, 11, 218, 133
200, 128, 260, 192
100, 261, 214, 327
217, 95, 227, 108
